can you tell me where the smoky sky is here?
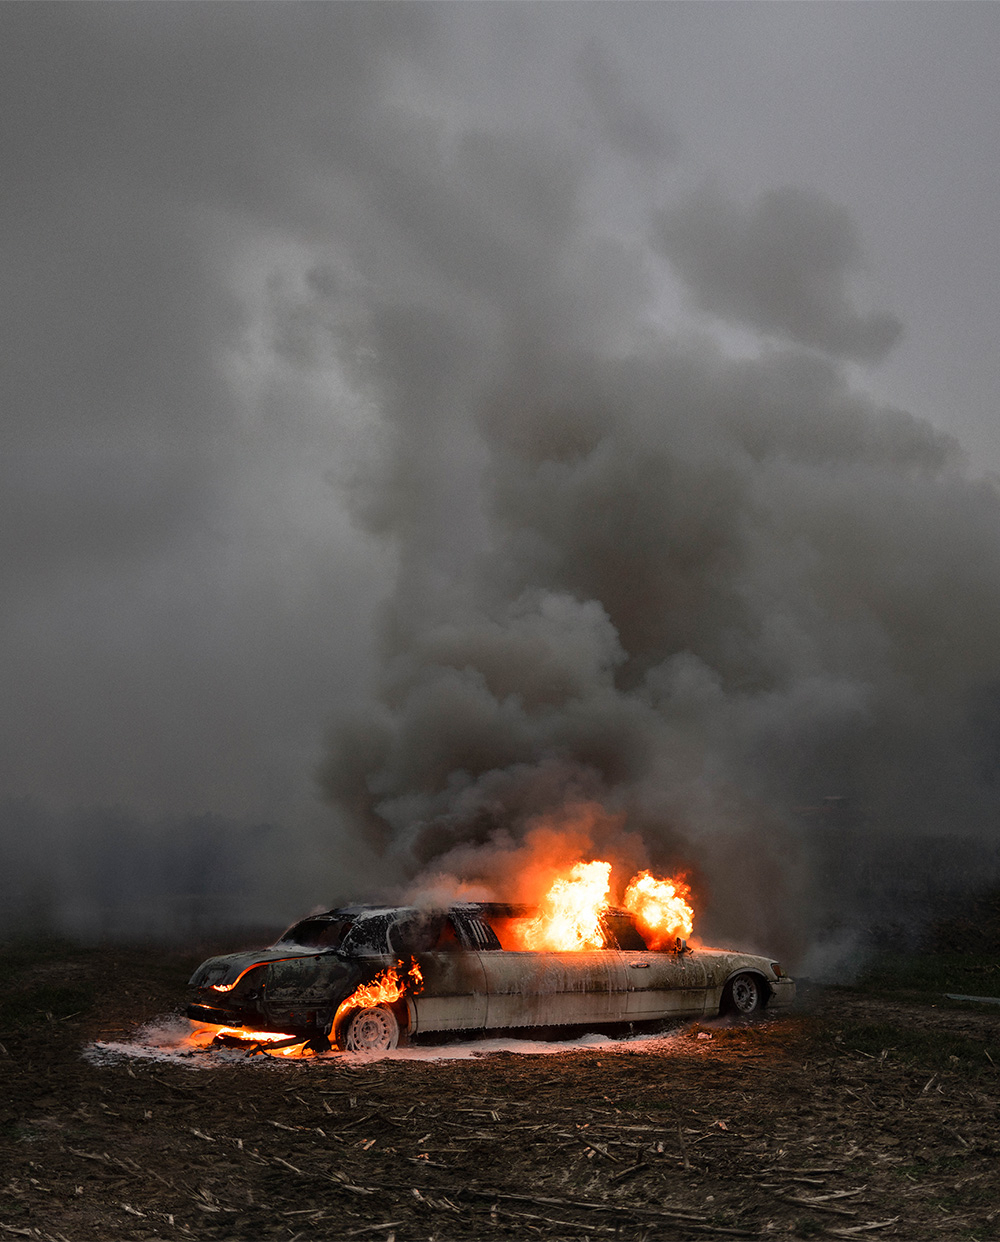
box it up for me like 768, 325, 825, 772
656, 185, 904, 362
3, 4, 1000, 954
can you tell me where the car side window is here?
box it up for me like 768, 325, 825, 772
432, 917, 463, 951
603, 913, 648, 951
484, 915, 535, 950
486, 914, 579, 950
340, 913, 393, 956
388, 912, 445, 955
452, 912, 502, 950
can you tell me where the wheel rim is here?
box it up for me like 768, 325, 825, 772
343, 1005, 399, 1052
730, 974, 759, 1014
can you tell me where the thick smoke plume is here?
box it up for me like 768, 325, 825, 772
313, 46, 1000, 968
4, 8, 1000, 961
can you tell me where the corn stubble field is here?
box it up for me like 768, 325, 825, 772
3, 930, 1000, 1242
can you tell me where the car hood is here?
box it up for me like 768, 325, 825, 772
691, 948, 782, 983
188, 948, 323, 989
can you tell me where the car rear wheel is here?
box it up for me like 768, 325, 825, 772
339, 1004, 401, 1052
723, 972, 764, 1017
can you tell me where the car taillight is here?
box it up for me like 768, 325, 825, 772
770, 962, 783, 977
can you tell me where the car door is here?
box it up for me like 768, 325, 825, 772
621, 947, 709, 1020
471, 909, 632, 1030
477, 948, 631, 1030
390, 912, 489, 1034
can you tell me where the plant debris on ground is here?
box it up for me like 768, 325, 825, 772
2, 941, 999, 1241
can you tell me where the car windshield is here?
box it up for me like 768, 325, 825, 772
279, 916, 354, 949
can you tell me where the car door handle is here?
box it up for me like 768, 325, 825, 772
629, 962, 651, 969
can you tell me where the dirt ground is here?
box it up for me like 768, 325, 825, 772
2, 946, 1000, 1242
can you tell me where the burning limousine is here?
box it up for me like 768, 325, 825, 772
188, 876, 794, 1053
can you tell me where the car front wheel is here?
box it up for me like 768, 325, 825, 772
723, 972, 764, 1017
338, 1004, 401, 1052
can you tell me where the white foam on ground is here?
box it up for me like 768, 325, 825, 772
84, 1017, 689, 1069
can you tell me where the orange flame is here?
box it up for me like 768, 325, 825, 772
333, 958, 423, 1030
207, 957, 300, 993
177, 1024, 315, 1057
499, 859, 696, 952
212, 1027, 292, 1043
185, 959, 426, 1059
512, 860, 612, 951
211, 1026, 310, 1057
623, 870, 694, 949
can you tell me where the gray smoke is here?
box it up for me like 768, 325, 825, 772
656, 184, 904, 361
4, 6, 1000, 962
310, 30, 1000, 966
320, 293, 1000, 959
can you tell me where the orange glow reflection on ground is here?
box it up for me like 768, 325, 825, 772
623, 870, 695, 948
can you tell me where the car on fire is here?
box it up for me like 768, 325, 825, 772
187, 903, 794, 1052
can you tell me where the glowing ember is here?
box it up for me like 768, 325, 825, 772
213, 1027, 292, 1042
208, 967, 262, 993
623, 870, 694, 948
178, 1024, 314, 1058
515, 860, 612, 951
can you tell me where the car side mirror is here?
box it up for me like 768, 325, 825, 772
674, 937, 689, 955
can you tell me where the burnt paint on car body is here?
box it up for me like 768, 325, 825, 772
186, 902, 795, 1042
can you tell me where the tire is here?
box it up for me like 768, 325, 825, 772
338, 1004, 401, 1052
723, 972, 765, 1018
